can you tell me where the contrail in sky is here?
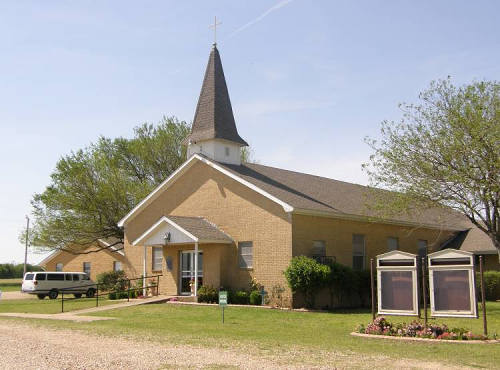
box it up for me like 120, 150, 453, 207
228, 0, 294, 38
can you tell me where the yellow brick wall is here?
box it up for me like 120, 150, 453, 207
123, 160, 293, 299
43, 247, 130, 281
292, 214, 456, 266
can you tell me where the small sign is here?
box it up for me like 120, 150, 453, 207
219, 290, 228, 306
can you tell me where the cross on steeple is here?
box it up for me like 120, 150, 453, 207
209, 16, 222, 45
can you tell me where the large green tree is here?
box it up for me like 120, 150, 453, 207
27, 116, 190, 253
364, 79, 500, 259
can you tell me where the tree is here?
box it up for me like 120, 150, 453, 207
25, 116, 190, 253
364, 79, 500, 260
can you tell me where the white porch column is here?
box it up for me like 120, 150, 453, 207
194, 242, 199, 297
143, 245, 147, 296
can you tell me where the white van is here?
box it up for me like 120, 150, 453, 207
22, 271, 97, 300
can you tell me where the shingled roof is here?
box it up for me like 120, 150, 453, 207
184, 44, 248, 146
214, 160, 498, 253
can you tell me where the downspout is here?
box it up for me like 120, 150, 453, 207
143, 245, 147, 296
194, 241, 199, 298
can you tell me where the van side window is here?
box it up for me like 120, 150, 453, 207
72, 274, 80, 281
36, 273, 46, 280
47, 274, 65, 281
65, 274, 72, 281
24, 274, 34, 280
81, 274, 90, 281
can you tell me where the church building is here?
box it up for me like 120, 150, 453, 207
42, 43, 498, 307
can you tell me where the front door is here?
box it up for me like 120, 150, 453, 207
180, 251, 203, 295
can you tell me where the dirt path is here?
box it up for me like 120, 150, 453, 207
0, 320, 469, 369
0, 291, 35, 300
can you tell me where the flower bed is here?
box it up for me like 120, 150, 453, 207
356, 317, 488, 341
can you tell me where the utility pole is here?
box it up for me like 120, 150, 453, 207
23, 215, 29, 276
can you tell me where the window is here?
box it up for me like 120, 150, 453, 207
24, 273, 34, 280
238, 241, 253, 268
65, 274, 72, 281
72, 274, 80, 281
352, 234, 365, 270
55, 263, 63, 272
387, 237, 399, 251
152, 247, 163, 271
83, 262, 91, 275
47, 273, 65, 281
113, 261, 122, 271
312, 240, 326, 256
35, 273, 46, 280
225, 146, 230, 156
417, 240, 428, 260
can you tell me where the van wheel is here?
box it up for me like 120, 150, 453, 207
74, 293, 82, 299
37, 294, 46, 300
48, 289, 58, 300
86, 288, 96, 298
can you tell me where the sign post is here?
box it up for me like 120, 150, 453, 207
219, 290, 227, 324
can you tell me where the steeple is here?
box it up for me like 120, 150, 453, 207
186, 44, 248, 165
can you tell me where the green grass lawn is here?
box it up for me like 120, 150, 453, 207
2, 301, 498, 368
0, 278, 21, 292
0, 296, 116, 314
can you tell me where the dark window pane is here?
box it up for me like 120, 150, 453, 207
72, 274, 80, 281
353, 256, 364, 270
47, 274, 65, 281
35, 273, 46, 280
381, 271, 413, 311
433, 270, 471, 311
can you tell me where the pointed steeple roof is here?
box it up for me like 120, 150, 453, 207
185, 44, 248, 146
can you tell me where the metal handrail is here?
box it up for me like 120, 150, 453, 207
59, 274, 162, 313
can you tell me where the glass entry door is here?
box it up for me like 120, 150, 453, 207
180, 251, 203, 295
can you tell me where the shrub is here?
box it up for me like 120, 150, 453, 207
96, 270, 128, 292
284, 256, 330, 308
249, 290, 262, 305
232, 290, 249, 305
476, 271, 500, 301
108, 292, 117, 300
197, 285, 218, 303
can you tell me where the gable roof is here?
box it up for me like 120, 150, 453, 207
218, 161, 468, 230
118, 154, 496, 254
184, 44, 248, 146
132, 215, 233, 246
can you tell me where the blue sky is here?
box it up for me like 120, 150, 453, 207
1, 0, 499, 263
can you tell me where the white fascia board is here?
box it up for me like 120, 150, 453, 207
195, 155, 294, 213
97, 239, 125, 256
118, 154, 294, 228
132, 216, 198, 246
117, 156, 199, 227
38, 249, 63, 267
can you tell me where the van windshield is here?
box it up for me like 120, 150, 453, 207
24, 274, 34, 280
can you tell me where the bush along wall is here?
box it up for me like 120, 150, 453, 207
284, 256, 372, 309
476, 271, 500, 301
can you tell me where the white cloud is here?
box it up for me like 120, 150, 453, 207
228, 0, 294, 38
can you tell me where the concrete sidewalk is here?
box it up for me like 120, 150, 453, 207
0, 295, 171, 322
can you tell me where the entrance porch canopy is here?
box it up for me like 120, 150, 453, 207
132, 215, 233, 246
132, 216, 232, 297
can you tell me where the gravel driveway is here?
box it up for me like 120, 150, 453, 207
0, 320, 468, 369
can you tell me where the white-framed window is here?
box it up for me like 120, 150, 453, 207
312, 240, 326, 256
152, 246, 163, 271
352, 234, 365, 270
55, 263, 63, 272
113, 261, 122, 271
238, 241, 253, 268
387, 237, 399, 251
225, 146, 230, 156
417, 239, 428, 260
83, 262, 91, 275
